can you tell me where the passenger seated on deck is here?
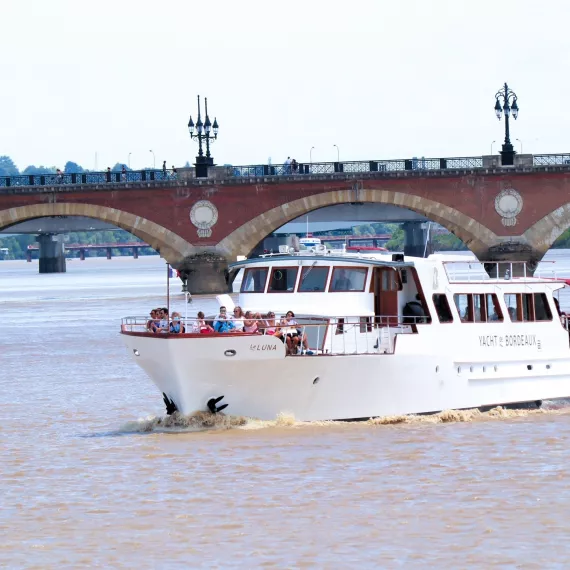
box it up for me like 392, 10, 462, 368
147, 309, 159, 333
261, 312, 278, 336
508, 306, 518, 322
214, 306, 235, 333
279, 317, 296, 354
244, 311, 262, 334
231, 306, 245, 332
192, 311, 214, 334
283, 311, 313, 355
169, 312, 185, 334
159, 308, 169, 332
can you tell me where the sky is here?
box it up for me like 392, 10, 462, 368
1, 0, 569, 172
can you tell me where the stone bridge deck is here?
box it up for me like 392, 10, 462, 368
3, 153, 570, 292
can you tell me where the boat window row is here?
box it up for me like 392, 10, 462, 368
433, 292, 552, 323
504, 293, 552, 322
241, 266, 368, 294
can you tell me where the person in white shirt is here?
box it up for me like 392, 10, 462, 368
231, 306, 245, 332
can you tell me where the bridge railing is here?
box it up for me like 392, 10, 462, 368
0, 169, 178, 188
532, 154, 570, 166
228, 156, 485, 177
3, 154, 570, 189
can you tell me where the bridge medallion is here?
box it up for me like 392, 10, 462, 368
495, 188, 523, 227
190, 200, 218, 238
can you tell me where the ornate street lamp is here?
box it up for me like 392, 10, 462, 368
188, 95, 219, 178
494, 82, 519, 166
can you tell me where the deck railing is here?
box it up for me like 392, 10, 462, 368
121, 315, 422, 356
443, 260, 559, 283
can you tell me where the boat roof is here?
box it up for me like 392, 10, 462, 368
229, 254, 414, 271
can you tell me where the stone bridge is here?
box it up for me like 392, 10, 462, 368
2, 155, 570, 293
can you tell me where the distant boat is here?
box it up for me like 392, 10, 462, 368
299, 237, 322, 248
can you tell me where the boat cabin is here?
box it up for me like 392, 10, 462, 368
225, 251, 568, 353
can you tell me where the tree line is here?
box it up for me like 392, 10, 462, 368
0, 155, 192, 176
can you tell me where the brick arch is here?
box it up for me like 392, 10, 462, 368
0, 203, 197, 264
522, 203, 570, 255
216, 188, 500, 259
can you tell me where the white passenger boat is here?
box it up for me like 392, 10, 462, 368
120, 250, 570, 421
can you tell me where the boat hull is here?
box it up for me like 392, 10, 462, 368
121, 332, 570, 421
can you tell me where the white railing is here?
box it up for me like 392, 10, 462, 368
443, 260, 559, 283
120, 315, 422, 356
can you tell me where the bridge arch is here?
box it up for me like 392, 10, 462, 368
523, 203, 570, 255
216, 187, 500, 260
0, 203, 198, 264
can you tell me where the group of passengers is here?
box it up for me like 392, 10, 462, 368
211, 306, 313, 355
146, 308, 185, 334
145, 305, 313, 354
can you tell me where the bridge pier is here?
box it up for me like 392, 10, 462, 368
177, 253, 230, 295
402, 222, 430, 258
475, 241, 544, 278
79, 248, 85, 261
37, 234, 66, 274
133, 247, 138, 259
106, 247, 112, 260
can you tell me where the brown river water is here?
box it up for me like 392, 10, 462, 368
2, 254, 570, 569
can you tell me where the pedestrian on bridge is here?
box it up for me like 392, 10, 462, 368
106, 167, 111, 183
162, 161, 167, 179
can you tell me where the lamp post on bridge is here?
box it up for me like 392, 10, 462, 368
333, 144, 339, 162
188, 95, 219, 178
494, 82, 519, 166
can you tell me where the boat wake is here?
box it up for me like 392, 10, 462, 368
368, 401, 570, 425
120, 411, 249, 433
120, 400, 570, 433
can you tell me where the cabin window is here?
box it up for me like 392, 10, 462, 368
241, 267, 268, 293
503, 293, 551, 322
454, 294, 471, 322
433, 294, 453, 323
268, 267, 298, 293
504, 294, 519, 321
329, 267, 368, 292
522, 294, 532, 321
473, 294, 485, 322
452, 293, 503, 323
534, 293, 552, 321
381, 269, 400, 291
486, 294, 503, 322
298, 266, 329, 292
